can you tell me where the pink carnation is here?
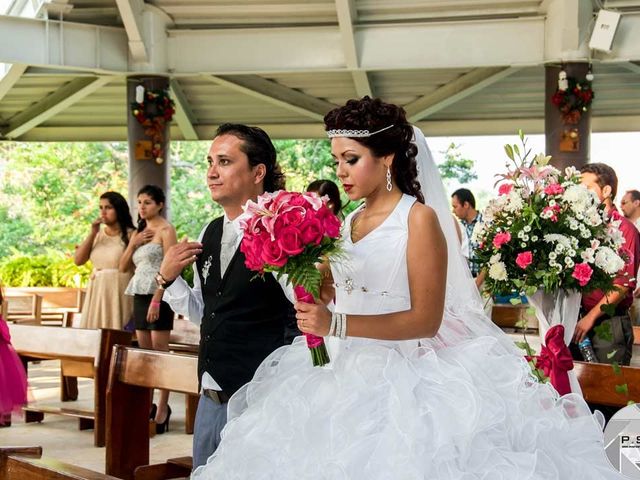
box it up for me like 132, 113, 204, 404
498, 183, 513, 196
542, 205, 560, 222
544, 183, 564, 196
516, 251, 533, 269
493, 232, 511, 249
572, 263, 593, 287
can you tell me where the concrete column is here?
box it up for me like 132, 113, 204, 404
545, 63, 592, 171
127, 76, 171, 219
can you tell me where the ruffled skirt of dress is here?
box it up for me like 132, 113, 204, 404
192, 335, 623, 480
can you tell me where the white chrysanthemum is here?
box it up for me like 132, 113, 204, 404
562, 184, 594, 214
565, 257, 575, 268
531, 235, 539, 242
489, 253, 501, 264
549, 252, 557, 260
545, 233, 572, 249
489, 262, 508, 281
471, 222, 485, 243
504, 190, 524, 213
595, 246, 625, 275
524, 225, 532, 232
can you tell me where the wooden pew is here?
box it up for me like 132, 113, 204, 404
0, 447, 120, 480
5, 287, 85, 326
1, 292, 43, 324
106, 346, 198, 480
491, 304, 538, 330
9, 324, 131, 447
575, 361, 640, 407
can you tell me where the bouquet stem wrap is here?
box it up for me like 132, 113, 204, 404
294, 285, 330, 367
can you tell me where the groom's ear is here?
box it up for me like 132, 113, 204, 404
253, 163, 267, 185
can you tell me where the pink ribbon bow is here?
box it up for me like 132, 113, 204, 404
533, 325, 574, 396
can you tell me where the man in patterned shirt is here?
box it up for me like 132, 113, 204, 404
451, 188, 483, 280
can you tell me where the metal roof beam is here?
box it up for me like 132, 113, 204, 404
406, 67, 521, 122
204, 75, 338, 121
335, 0, 372, 98
1, 76, 113, 139
115, 0, 148, 63
14, 114, 640, 142
169, 78, 198, 141
620, 61, 640, 75
0, 15, 128, 73
0, 63, 27, 102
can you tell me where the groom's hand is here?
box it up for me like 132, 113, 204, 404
160, 237, 203, 281
294, 301, 331, 336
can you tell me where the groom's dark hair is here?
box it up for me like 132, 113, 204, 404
215, 123, 285, 192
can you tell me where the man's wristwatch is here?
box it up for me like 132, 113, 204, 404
155, 272, 175, 290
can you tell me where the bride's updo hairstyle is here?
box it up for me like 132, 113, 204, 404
324, 96, 424, 204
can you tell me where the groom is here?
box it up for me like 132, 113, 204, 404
158, 124, 295, 469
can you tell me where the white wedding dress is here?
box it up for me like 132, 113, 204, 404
193, 193, 623, 480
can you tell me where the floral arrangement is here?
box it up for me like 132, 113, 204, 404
473, 131, 626, 300
130, 87, 175, 163
551, 75, 594, 124
239, 190, 342, 366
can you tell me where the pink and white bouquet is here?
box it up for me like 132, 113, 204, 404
473, 131, 626, 299
239, 190, 342, 366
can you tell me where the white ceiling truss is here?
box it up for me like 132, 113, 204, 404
0, 0, 639, 140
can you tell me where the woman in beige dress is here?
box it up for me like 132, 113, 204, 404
74, 191, 135, 329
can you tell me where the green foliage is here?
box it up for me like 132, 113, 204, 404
169, 141, 221, 240
438, 143, 477, 185
0, 138, 352, 287
274, 139, 360, 216
0, 252, 91, 287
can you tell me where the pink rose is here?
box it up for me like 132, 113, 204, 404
544, 183, 564, 196
241, 231, 269, 271
516, 251, 533, 269
493, 232, 511, 249
280, 208, 304, 227
261, 239, 288, 267
316, 206, 341, 238
572, 263, 593, 287
498, 183, 513, 196
300, 217, 324, 245
278, 226, 305, 256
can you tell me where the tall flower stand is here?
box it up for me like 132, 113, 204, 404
526, 289, 583, 396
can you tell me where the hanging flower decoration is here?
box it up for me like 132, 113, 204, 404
130, 87, 176, 164
550, 72, 594, 125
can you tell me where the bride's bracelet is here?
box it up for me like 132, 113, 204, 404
328, 312, 337, 337
331, 313, 347, 339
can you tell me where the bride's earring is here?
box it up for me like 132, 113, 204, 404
386, 166, 392, 192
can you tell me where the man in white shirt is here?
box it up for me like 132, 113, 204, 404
157, 124, 295, 470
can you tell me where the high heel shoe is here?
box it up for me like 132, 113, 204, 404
155, 405, 171, 434
149, 403, 157, 420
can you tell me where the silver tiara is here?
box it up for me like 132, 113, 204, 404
326, 124, 394, 138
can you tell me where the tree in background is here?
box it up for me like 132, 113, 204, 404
437, 142, 477, 186
0, 139, 349, 262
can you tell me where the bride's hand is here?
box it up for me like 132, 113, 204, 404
295, 301, 331, 336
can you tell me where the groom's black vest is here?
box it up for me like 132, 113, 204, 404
196, 217, 291, 395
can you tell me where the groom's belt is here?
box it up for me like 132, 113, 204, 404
202, 388, 231, 404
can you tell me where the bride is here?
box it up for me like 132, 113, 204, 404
193, 97, 622, 479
